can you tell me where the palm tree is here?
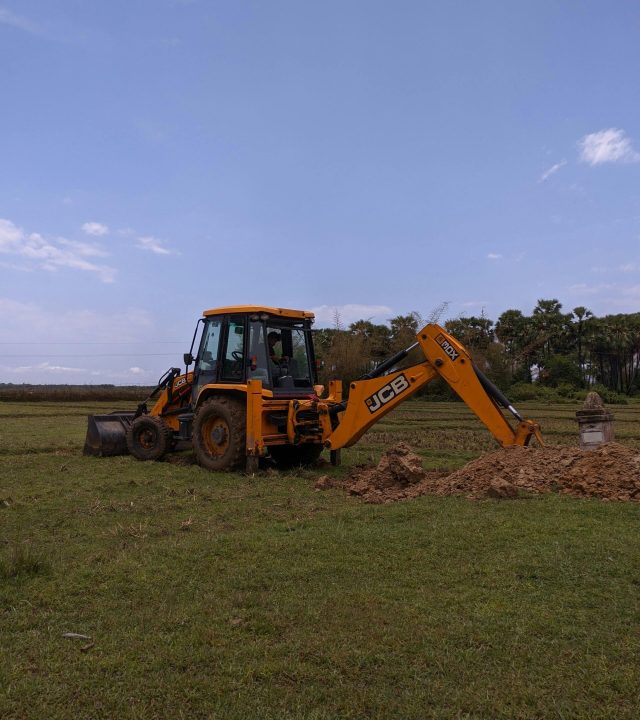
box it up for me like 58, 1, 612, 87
572, 306, 593, 385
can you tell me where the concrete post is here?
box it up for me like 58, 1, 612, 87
575, 392, 615, 449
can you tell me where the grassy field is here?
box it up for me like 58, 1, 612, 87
1, 399, 640, 719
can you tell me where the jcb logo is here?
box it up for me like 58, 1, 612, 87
365, 374, 410, 414
435, 334, 460, 362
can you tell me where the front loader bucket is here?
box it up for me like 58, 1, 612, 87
83, 412, 136, 457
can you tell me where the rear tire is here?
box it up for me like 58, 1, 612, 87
127, 415, 172, 461
269, 444, 323, 469
193, 396, 246, 471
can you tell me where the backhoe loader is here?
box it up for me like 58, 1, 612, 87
84, 305, 543, 471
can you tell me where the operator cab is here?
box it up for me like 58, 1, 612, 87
188, 306, 318, 398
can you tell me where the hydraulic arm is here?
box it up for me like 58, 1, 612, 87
322, 323, 542, 451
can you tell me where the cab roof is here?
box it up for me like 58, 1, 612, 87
202, 305, 315, 320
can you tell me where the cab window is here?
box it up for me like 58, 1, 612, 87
194, 317, 222, 393
220, 316, 246, 382
266, 323, 313, 389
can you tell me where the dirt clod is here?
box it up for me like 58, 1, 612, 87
486, 478, 519, 499
329, 442, 640, 504
314, 475, 342, 490
342, 442, 448, 504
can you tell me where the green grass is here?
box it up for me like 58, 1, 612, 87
1, 400, 640, 718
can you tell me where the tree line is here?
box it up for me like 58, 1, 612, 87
314, 300, 640, 400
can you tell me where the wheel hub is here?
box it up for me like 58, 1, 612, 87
202, 416, 230, 458
139, 428, 157, 449
211, 426, 227, 445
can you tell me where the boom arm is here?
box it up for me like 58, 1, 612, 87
324, 323, 542, 450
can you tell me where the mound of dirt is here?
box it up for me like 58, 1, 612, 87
317, 442, 640, 504
445, 442, 640, 502
315, 442, 448, 504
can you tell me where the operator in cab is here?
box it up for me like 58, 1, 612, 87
268, 331, 282, 364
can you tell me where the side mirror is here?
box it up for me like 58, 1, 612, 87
183, 352, 194, 366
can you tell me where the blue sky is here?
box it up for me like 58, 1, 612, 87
1, 1, 639, 384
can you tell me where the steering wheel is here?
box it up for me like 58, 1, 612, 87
231, 351, 244, 362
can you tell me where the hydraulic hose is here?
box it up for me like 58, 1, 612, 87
361, 342, 420, 380
473, 363, 522, 421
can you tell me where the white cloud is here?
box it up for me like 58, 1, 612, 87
119, 227, 176, 256
0, 7, 40, 34
58, 238, 108, 258
136, 235, 173, 255
0, 217, 23, 249
82, 221, 109, 236
459, 300, 490, 309
0, 218, 115, 282
0, 260, 32, 273
0, 298, 176, 384
311, 304, 394, 327
578, 128, 640, 166
104, 367, 158, 382
1, 361, 86, 375
569, 283, 594, 292
538, 159, 567, 183
589, 263, 638, 274
619, 263, 637, 273
567, 282, 640, 312
0, 297, 155, 344
0, 360, 160, 385
487, 253, 503, 260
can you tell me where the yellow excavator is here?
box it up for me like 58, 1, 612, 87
84, 305, 543, 471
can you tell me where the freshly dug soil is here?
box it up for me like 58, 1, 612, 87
445, 442, 640, 502
315, 441, 640, 504
344, 443, 449, 504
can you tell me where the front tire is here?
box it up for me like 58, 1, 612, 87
127, 415, 172, 461
193, 397, 246, 471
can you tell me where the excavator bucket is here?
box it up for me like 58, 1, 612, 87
83, 412, 136, 457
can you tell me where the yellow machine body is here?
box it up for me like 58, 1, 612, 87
84, 307, 542, 468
